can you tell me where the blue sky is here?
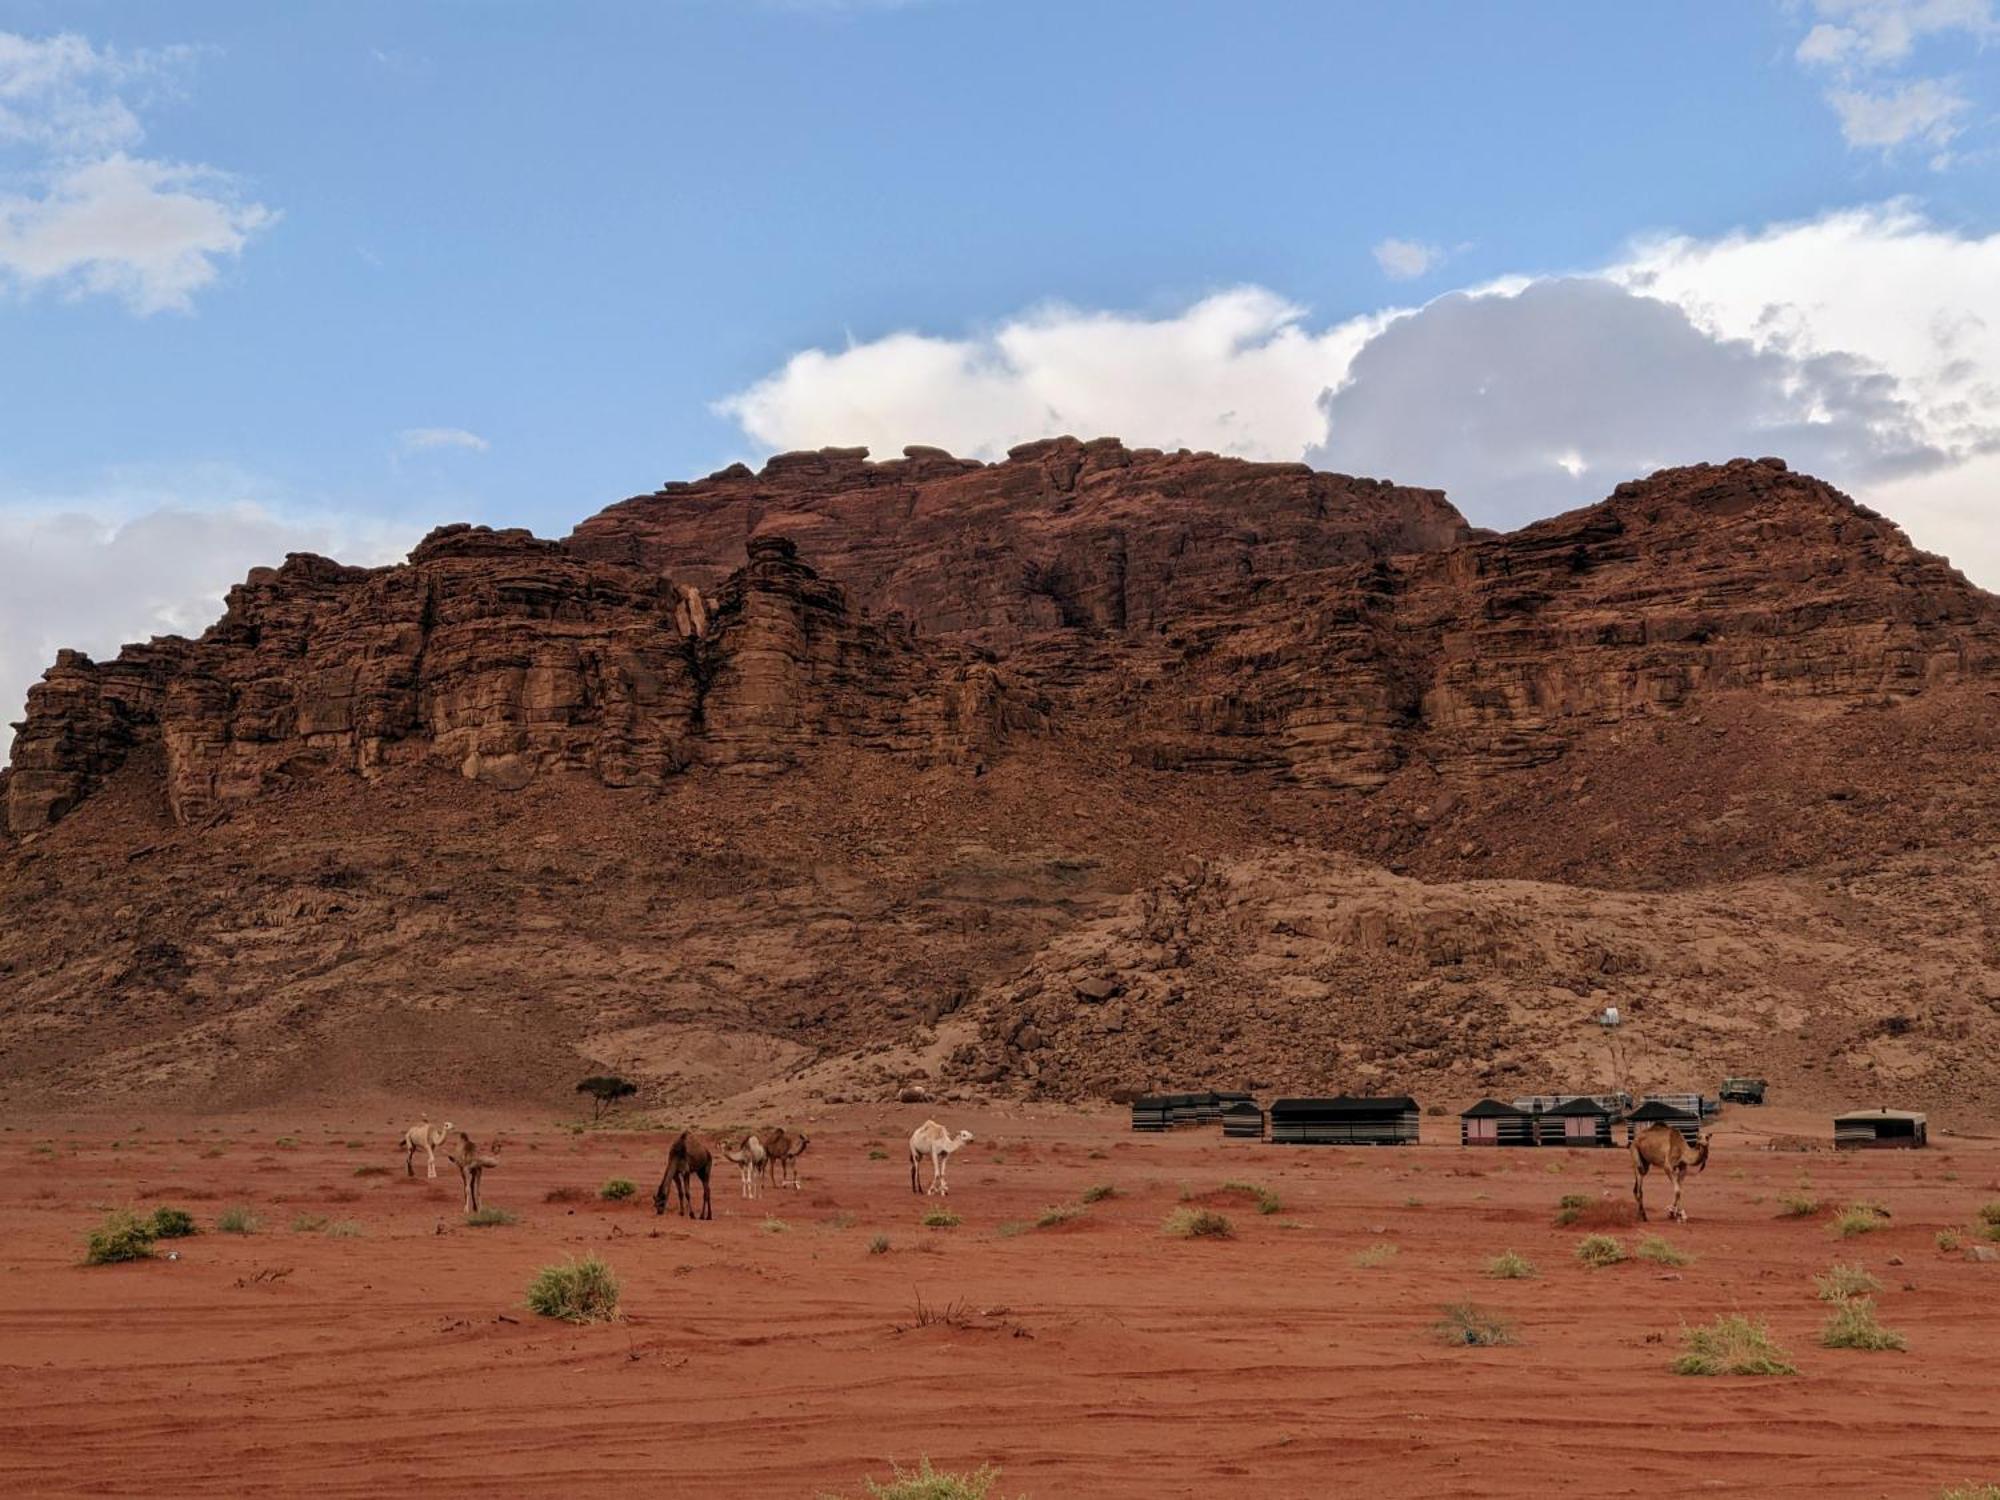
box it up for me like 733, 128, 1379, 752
3, 1, 1999, 751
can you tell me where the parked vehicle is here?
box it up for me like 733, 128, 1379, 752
1719, 1077, 1767, 1105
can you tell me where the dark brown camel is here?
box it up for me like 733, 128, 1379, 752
653, 1131, 713, 1220
756, 1127, 810, 1191
1630, 1123, 1710, 1223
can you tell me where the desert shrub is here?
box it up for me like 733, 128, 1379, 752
1034, 1204, 1084, 1229
599, 1178, 637, 1201
1485, 1249, 1536, 1279
1939, 1486, 2000, 1500
291, 1213, 329, 1233
1814, 1262, 1882, 1301
1672, 1314, 1797, 1376
761, 1217, 791, 1234
84, 1209, 156, 1265
1937, 1228, 1963, 1252
1080, 1183, 1118, 1204
353, 1164, 390, 1178
216, 1206, 259, 1235
1163, 1207, 1233, 1240
327, 1220, 363, 1238
544, 1186, 589, 1204
1778, 1186, 1822, 1217
1575, 1234, 1626, 1268
828, 1212, 858, 1230
868, 1148, 889, 1161
526, 1255, 620, 1324
1353, 1241, 1397, 1268
920, 1208, 960, 1229
1636, 1234, 1693, 1267
465, 1207, 517, 1227
868, 1234, 891, 1255
1555, 1193, 1631, 1229
1222, 1180, 1282, 1215
1434, 1302, 1514, 1346
1977, 1202, 2000, 1229
275, 1137, 299, 1150
1820, 1297, 1906, 1351
1832, 1203, 1889, 1237
575, 1075, 638, 1121
147, 1207, 197, 1239
846, 1458, 1001, 1499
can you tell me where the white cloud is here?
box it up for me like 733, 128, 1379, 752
0, 478, 418, 762
718, 287, 1391, 462
1372, 238, 1442, 280
399, 426, 491, 453
0, 30, 272, 313
716, 203, 2000, 592
1786, 1, 1995, 161
1826, 77, 1971, 149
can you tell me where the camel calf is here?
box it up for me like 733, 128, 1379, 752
653, 1131, 713, 1220
908, 1119, 974, 1196
1631, 1123, 1710, 1223
719, 1135, 765, 1199
402, 1117, 453, 1179
444, 1130, 497, 1215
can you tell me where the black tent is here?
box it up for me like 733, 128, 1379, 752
1542, 1095, 1617, 1148
1460, 1098, 1534, 1147
1625, 1099, 1701, 1145
1270, 1096, 1420, 1146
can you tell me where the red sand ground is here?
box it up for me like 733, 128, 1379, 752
3, 1106, 1998, 1498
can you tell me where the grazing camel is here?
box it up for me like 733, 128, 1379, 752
652, 1131, 713, 1220
719, 1135, 765, 1199
756, 1128, 810, 1191
402, 1117, 453, 1179
1631, 1123, 1710, 1223
444, 1130, 497, 1215
908, 1119, 974, 1196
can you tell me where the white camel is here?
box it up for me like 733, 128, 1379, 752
401, 1116, 453, 1179
720, 1135, 766, 1198
908, 1119, 974, 1196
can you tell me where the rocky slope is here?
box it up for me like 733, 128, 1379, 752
4, 441, 1999, 1118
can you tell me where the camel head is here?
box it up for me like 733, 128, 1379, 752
1692, 1136, 1711, 1173
953, 1129, 974, 1147
652, 1182, 668, 1215
793, 1134, 811, 1158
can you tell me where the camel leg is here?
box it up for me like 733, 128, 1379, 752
427, 1144, 438, 1180
699, 1168, 712, 1221
1670, 1168, 1686, 1223
406, 1142, 416, 1177
910, 1151, 921, 1195
1632, 1155, 1648, 1223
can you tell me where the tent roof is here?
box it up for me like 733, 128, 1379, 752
1548, 1096, 1615, 1116
1271, 1095, 1419, 1116
1834, 1108, 1927, 1123
1460, 1098, 1528, 1119
1627, 1100, 1699, 1121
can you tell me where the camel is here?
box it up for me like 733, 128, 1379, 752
401, 1116, 454, 1179
1630, 1123, 1710, 1223
652, 1131, 713, 1220
720, 1135, 766, 1199
756, 1128, 810, 1191
443, 1130, 497, 1215
908, 1119, 974, 1196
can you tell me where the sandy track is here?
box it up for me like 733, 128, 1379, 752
3, 1108, 1998, 1497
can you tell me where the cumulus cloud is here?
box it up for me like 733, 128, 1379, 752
0, 31, 273, 312
399, 426, 490, 453
718, 287, 1389, 462
716, 203, 2000, 591
1307, 277, 1945, 526
0, 481, 418, 762
1788, 1, 1994, 159
1372, 238, 1442, 280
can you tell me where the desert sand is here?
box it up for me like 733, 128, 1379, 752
3, 1106, 1998, 1497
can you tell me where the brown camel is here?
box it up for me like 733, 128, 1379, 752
653, 1131, 713, 1220
443, 1130, 497, 1215
756, 1128, 810, 1191
1630, 1123, 1710, 1223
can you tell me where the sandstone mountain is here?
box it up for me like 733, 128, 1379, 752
3, 439, 1998, 1118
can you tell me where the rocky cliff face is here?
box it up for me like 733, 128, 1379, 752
5, 440, 2000, 1116
5, 524, 1040, 836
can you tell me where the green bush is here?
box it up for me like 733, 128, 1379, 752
920, 1208, 960, 1229
147, 1207, 197, 1239
1222, 1180, 1283, 1215
1813, 1262, 1882, 1301
1163, 1207, 1233, 1240
1575, 1234, 1626, 1268
1353, 1241, 1397, 1268
290, 1213, 329, 1233
599, 1178, 637, 1201
1635, 1234, 1693, 1267
1778, 1186, 1822, 1217
868, 1234, 891, 1255
1672, 1314, 1797, 1376
526, 1255, 620, 1324
843, 1457, 1003, 1499
1080, 1183, 1118, 1204
1553, 1192, 1592, 1227
216, 1206, 259, 1235
84, 1209, 156, 1265
1433, 1302, 1514, 1347
327, 1220, 363, 1238
1034, 1204, 1084, 1229
1832, 1203, 1889, 1237
1485, 1249, 1536, 1279
466, 1207, 517, 1227
1937, 1228, 1963, 1252
1821, 1296, 1906, 1351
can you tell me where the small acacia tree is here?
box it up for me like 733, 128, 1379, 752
576, 1075, 638, 1121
